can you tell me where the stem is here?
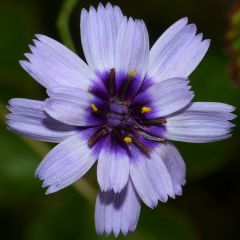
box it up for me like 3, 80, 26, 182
57, 0, 78, 52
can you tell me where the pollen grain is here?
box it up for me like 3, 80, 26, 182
128, 69, 137, 78
141, 106, 152, 114
124, 136, 133, 143
91, 103, 98, 112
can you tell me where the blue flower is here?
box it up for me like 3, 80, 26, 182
6, 3, 235, 237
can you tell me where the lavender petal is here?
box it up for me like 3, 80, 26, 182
133, 77, 194, 118
148, 18, 210, 82
155, 142, 186, 196
35, 133, 97, 194
45, 87, 104, 126
80, 3, 124, 73
97, 136, 130, 193
115, 17, 149, 93
6, 98, 75, 142
95, 180, 141, 237
20, 34, 96, 90
164, 102, 236, 143
130, 148, 174, 208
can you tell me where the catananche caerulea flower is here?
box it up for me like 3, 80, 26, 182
6, 3, 235, 237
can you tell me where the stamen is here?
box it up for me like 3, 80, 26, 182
139, 131, 166, 142
132, 137, 151, 155
120, 70, 137, 100
88, 128, 108, 146
88, 87, 93, 93
109, 68, 116, 97
91, 103, 98, 112
141, 106, 152, 114
139, 118, 167, 125
124, 136, 133, 143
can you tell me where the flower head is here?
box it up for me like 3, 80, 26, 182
6, 3, 236, 237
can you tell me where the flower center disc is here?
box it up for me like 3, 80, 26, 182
107, 102, 134, 128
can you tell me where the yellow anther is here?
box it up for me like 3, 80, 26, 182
91, 103, 98, 112
141, 106, 152, 114
124, 136, 133, 143
128, 69, 137, 78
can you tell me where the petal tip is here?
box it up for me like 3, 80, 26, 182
35, 33, 45, 41
106, 2, 114, 9
186, 23, 197, 34
24, 53, 32, 61
181, 16, 188, 24
19, 59, 27, 65
97, 2, 104, 10
203, 38, 211, 46
19, 60, 31, 71
45, 186, 58, 195
80, 7, 88, 16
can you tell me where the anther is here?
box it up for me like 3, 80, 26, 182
139, 118, 167, 125
139, 131, 166, 142
124, 136, 133, 143
120, 69, 137, 100
132, 137, 151, 155
91, 103, 98, 112
88, 128, 108, 146
88, 87, 93, 92
128, 69, 137, 78
109, 68, 116, 97
141, 106, 152, 114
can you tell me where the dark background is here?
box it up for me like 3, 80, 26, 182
0, 0, 240, 239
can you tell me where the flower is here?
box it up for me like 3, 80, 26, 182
6, 2, 235, 237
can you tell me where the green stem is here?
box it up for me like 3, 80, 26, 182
57, 0, 78, 52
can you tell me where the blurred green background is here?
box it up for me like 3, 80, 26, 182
0, 0, 240, 239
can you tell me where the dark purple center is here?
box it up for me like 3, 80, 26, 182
107, 102, 134, 128
87, 69, 166, 155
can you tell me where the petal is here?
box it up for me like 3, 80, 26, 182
97, 136, 130, 193
20, 34, 97, 90
6, 98, 75, 142
155, 142, 186, 196
81, 3, 124, 73
133, 78, 194, 118
44, 87, 104, 126
164, 102, 236, 143
130, 147, 174, 208
36, 132, 97, 194
149, 17, 188, 65
115, 17, 149, 93
95, 180, 141, 237
149, 18, 210, 82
